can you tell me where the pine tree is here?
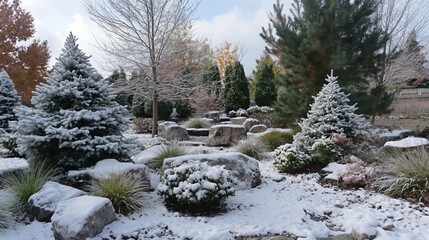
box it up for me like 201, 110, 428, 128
255, 61, 277, 106
224, 61, 250, 112
0, 70, 20, 132
261, 0, 386, 125
15, 33, 133, 171
274, 73, 367, 173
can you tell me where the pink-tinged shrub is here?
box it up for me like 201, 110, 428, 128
338, 155, 375, 188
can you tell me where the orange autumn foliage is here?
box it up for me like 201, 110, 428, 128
0, 0, 50, 105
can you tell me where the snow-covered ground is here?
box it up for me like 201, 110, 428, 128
1, 156, 429, 240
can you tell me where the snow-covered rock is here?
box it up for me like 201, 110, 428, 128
67, 159, 151, 191
379, 129, 415, 143
243, 118, 260, 132
0, 157, 28, 177
208, 124, 247, 146
158, 122, 189, 141
249, 124, 268, 133
162, 152, 261, 190
230, 117, 247, 125
384, 136, 429, 148
204, 111, 221, 120
132, 145, 165, 164
27, 181, 86, 222
51, 196, 115, 240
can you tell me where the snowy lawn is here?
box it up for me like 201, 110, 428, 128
1, 158, 429, 240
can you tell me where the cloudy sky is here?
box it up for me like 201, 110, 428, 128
21, 0, 294, 77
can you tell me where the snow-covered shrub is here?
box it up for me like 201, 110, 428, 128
247, 106, 274, 126
148, 143, 187, 169
158, 161, 236, 208
247, 105, 274, 115
0, 189, 15, 230
273, 144, 310, 173
1, 161, 55, 212
228, 108, 248, 117
184, 118, 211, 129
259, 130, 294, 151
0, 132, 20, 157
14, 33, 134, 171
133, 117, 152, 134
273, 74, 367, 173
374, 148, 429, 202
338, 155, 375, 188
234, 138, 268, 160
311, 137, 343, 164
0, 70, 20, 132
89, 173, 144, 215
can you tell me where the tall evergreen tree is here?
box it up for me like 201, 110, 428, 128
261, 0, 386, 126
15, 33, 133, 171
0, 70, 20, 131
255, 61, 277, 106
223, 62, 250, 112
203, 65, 221, 97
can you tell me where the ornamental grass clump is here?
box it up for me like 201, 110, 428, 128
89, 173, 145, 215
184, 118, 211, 129
259, 130, 293, 151
374, 148, 429, 203
158, 161, 236, 209
0, 189, 15, 230
148, 142, 188, 169
234, 138, 268, 160
1, 161, 56, 213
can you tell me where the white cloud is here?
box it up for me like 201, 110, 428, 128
194, 6, 271, 75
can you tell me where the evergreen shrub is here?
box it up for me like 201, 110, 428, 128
158, 161, 236, 208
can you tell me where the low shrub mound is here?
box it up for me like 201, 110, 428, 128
184, 118, 211, 129
259, 131, 293, 151
148, 143, 187, 169
375, 148, 429, 203
158, 161, 236, 211
89, 173, 145, 215
234, 138, 268, 160
133, 117, 152, 134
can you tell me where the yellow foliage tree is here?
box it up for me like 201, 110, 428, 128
215, 42, 239, 84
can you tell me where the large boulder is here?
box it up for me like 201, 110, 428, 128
162, 152, 261, 190
51, 196, 116, 240
158, 121, 189, 141
208, 124, 247, 146
243, 118, 260, 132
384, 136, 429, 149
66, 159, 151, 191
249, 124, 268, 133
27, 181, 87, 222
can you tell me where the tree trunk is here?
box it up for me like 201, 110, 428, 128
152, 92, 158, 137
152, 65, 159, 137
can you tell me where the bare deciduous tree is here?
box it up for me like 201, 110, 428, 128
84, 0, 201, 136
375, 0, 429, 87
